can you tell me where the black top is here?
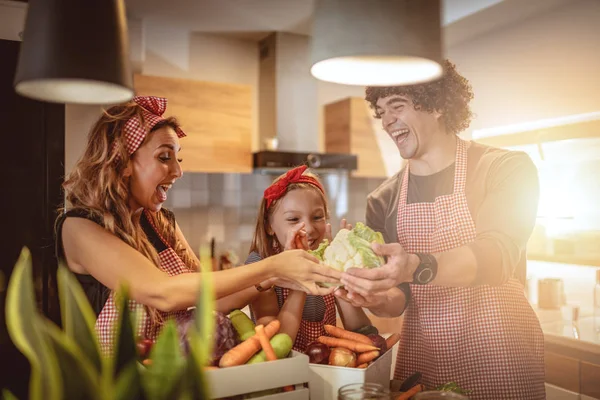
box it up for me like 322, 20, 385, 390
55, 208, 176, 316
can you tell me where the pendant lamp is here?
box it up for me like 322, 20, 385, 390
14, 0, 134, 105
310, 0, 444, 86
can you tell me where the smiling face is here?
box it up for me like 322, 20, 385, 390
268, 186, 327, 250
125, 125, 183, 213
374, 95, 442, 160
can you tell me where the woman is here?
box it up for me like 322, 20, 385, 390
55, 96, 340, 354
217, 166, 373, 352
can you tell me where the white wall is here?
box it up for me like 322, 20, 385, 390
447, 0, 600, 135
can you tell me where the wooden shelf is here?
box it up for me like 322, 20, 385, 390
474, 119, 600, 148
134, 74, 253, 174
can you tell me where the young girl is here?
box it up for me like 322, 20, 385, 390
55, 96, 341, 354
223, 165, 373, 352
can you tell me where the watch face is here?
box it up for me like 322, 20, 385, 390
416, 267, 434, 284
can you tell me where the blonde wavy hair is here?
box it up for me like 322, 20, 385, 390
249, 168, 329, 259
59, 101, 198, 324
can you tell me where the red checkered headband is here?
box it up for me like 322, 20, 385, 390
263, 165, 325, 210
118, 96, 186, 158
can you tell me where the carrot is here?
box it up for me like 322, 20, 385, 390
219, 319, 281, 367
283, 385, 295, 392
385, 333, 401, 350
356, 350, 379, 365
317, 336, 378, 353
324, 324, 372, 345
394, 384, 424, 400
357, 363, 368, 369
255, 324, 277, 361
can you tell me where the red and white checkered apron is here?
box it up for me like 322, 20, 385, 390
96, 211, 194, 355
394, 138, 545, 399
280, 288, 337, 353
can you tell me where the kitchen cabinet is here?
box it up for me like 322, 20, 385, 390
133, 73, 253, 173
546, 383, 580, 400
544, 345, 600, 399
324, 97, 391, 178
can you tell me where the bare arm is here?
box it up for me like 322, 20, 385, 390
63, 218, 276, 312
251, 289, 307, 344
334, 298, 372, 331
174, 222, 277, 314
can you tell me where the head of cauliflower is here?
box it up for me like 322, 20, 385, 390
311, 222, 385, 287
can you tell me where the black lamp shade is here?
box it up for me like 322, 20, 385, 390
14, 0, 134, 105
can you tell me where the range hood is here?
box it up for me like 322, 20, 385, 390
253, 32, 357, 174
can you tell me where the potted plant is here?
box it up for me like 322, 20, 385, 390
2, 247, 216, 400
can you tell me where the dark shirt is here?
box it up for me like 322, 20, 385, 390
55, 208, 176, 316
366, 141, 540, 286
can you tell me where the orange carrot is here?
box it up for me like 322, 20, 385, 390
356, 350, 379, 365
219, 319, 281, 367
255, 324, 277, 361
317, 336, 378, 353
357, 363, 368, 369
324, 324, 372, 345
385, 333, 401, 350
283, 385, 295, 392
394, 384, 424, 400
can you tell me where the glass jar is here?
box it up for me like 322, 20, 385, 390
413, 391, 469, 399
338, 383, 391, 400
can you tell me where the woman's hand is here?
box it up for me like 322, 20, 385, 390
283, 222, 309, 251
271, 250, 342, 295
325, 218, 353, 242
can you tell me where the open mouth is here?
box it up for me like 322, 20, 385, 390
156, 183, 172, 202
390, 128, 410, 144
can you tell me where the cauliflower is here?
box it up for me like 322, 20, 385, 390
310, 222, 385, 287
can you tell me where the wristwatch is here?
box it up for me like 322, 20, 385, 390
412, 253, 438, 285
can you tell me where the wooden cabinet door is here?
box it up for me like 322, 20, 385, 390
134, 74, 253, 173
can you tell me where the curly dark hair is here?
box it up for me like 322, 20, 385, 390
365, 60, 474, 135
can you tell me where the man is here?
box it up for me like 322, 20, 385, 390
334, 60, 545, 399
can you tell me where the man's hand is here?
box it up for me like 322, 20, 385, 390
340, 243, 419, 296
334, 287, 388, 308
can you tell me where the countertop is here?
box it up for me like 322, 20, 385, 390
535, 307, 600, 362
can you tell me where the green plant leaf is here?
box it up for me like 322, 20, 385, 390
182, 330, 211, 400
2, 389, 19, 400
41, 319, 101, 400
194, 245, 215, 366
57, 264, 103, 373
141, 320, 186, 400
5, 247, 62, 400
114, 362, 144, 400
113, 285, 138, 378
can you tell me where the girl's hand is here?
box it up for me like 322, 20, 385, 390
333, 287, 387, 308
325, 218, 353, 242
283, 222, 309, 251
